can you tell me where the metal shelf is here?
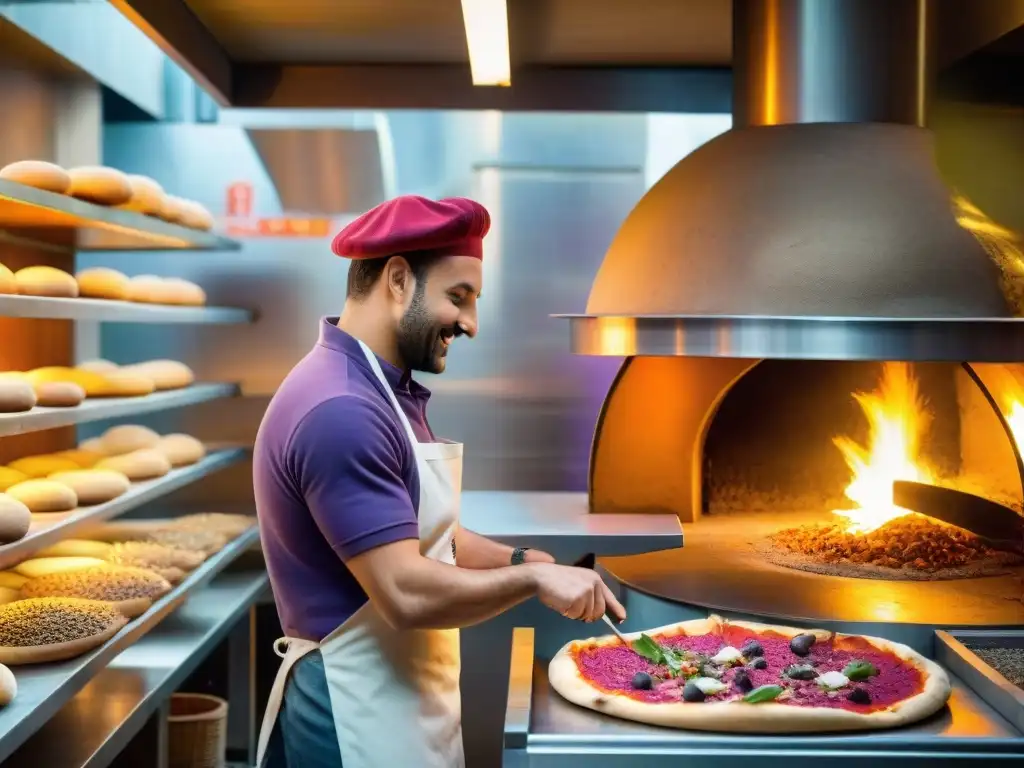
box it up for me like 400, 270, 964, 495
0, 448, 245, 570
0, 180, 239, 252
0, 295, 253, 324
1, 569, 269, 768
0, 525, 262, 763
0, 382, 240, 438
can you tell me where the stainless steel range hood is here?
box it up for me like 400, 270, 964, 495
246, 127, 388, 215
560, 0, 1024, 362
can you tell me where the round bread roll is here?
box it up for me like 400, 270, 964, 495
33, 381, 85, 408
0, 494, 31, 544
13, 266, 78, 298
77, 359, 118, 375
0, 160, 70, 194
67, 166, 133, 206
178, 200, 215, 231
6, 479, 77, 513
89, 370, 155, 398
52, 449, 104, 468
76, 267, 129, 301
0, 379, 36, 413
125, 275, 177, 305
13, 557, 106, 578
0, 263, 16, 295
119, 175, 165, 217
7, 455, 80, 479
155, 434, 205, 467
119, 360, 193, 391
160, 278, 207, 306
159, 195, 190, 225
96, 449, 171, 481
78, 437, 107, 456
100, 424, 161, 455
0, 662, 16, 706
48, 469, 131, 505
0, 468, 28, 492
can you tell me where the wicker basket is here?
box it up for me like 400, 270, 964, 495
167, 693, 229, 768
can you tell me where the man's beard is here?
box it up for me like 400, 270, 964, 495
397, 289, 456, 374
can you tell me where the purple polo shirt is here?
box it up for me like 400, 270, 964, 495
253, 317, 434, 641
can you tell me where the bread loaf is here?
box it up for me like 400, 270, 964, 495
96, 448, 171, 481
53, 448, 104, 468
8, 454, 81, 479
12, 557, 106, 578
0, 263, 16, 295
119, 360, 193, 391
33, 381, 85, 408
76, 267, 129, 301
0, 588, 19, 606
119, 175, 165, 216
67, 166, 133, 206
0, 379, 36, 413
0, 494, 31, 543
48, 470, 130, 505
5, 479, 77, 513
100, 424, 161, 455
0, 160, 70, 194
0, 572, 27, 589
77, 359, 119, 375
155, 434, 205, 466
178, 200, 215, 231
13, 266, 78, 298
0, 468, 28, 492
160, 195, 190, 225
35, 539, 114, 559
125, 275, 176, 304
161, 278, 207, 306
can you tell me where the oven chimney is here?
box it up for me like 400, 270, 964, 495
582, 0, 1011, 320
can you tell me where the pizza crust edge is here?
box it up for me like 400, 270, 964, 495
547, 614, 952, 733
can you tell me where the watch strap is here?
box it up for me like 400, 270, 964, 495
511, 546, 530, 565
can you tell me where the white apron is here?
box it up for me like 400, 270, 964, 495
256, 340, 464, 768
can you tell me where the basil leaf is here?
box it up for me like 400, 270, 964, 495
663, 650, 685, 677
631, 634, 665, 664
743, 684, 785, 704
842, 660, 879, 681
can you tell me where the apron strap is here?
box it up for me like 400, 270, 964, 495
357, 339, 420, 447
255, 637, 321, 767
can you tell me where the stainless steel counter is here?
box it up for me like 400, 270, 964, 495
505, 627, 1024, 767
459, 491, 683, 768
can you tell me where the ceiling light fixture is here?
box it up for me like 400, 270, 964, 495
460, 0, 511, 86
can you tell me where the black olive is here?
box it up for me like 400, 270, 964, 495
631, 672, 653, 690
733, 670, 754, 693
682, 681, 706, 702
847, 687, 871, 705
790, 633, 816, 657
740, 640, 764, 658
783, 664, 818, 680
748, 657, 768, 671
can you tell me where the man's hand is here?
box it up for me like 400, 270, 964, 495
526, 563, 626, 623
455, 528, 555, 569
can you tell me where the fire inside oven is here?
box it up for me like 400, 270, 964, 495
589, 357, 1024, 630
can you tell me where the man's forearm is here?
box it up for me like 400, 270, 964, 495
455, 528, 554, 569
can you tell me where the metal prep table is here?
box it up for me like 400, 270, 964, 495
459, 491, 683, 767
504, 627, 1024, 767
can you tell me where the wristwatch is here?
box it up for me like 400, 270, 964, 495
511, 547, 530, 565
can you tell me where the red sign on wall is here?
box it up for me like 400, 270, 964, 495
226, 182, 254, 218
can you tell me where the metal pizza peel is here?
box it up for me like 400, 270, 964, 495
892, 480, 1024, 556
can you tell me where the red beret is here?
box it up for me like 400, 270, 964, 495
331, 195, 491, 261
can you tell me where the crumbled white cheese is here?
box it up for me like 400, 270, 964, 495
710, 646, 744, 665
816, 671, 850, 690
692, 677, 728, 695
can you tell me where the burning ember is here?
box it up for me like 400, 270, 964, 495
830, 362, 935, 535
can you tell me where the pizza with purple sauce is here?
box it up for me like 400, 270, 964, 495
548, 615, 951, 733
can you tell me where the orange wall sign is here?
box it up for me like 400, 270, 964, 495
224, 181, 333, 238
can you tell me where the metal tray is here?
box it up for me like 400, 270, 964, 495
936, 629, 1024, 734
506, 627, 1024, 767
